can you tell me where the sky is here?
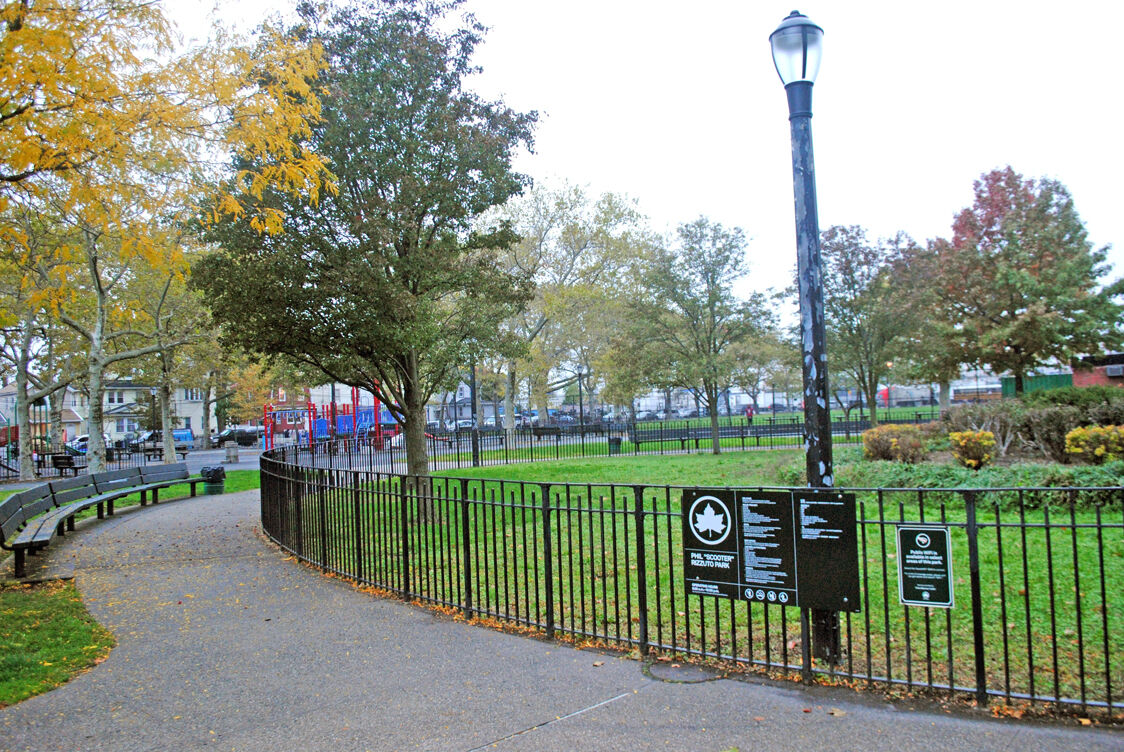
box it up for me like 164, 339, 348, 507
170, 1, 1124, 296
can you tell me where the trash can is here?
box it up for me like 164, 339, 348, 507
608, 436, 622, 456
201, 465, 226, 495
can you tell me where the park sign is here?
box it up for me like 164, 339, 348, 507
682, 489, 860, 612
896, 525, 954, 608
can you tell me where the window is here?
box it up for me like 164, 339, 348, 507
183, 417, 192, 431
106, 390, 125, 404
115, 418, 138, 433
184, 388, 204, 401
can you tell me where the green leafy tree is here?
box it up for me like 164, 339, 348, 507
927, 167, 1124, 394
622, 217, 766, 452
193, 0, 536, 476
820, 225, 917, 426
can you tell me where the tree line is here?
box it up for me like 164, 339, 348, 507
3, 1, 1121, 481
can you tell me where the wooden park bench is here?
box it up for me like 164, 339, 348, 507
627, 424, 755, 450
531, 425, 562, 442
1, 462, 203, 578
50, 453, 88, 477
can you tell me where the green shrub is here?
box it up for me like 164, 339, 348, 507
862, 424, 927, 463
1022, 385, 1124, 409
1065, 425, 1124, 464
949, 430, 996, 470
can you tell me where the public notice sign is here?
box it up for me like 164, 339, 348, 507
682, 489, 860, 612
896, 525, 954, 608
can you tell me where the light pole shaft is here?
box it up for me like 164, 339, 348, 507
786, 83, 833, 489
786, 80, 839, 668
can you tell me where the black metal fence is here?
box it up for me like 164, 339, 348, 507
0, 445, 179, 482
311, 411, 939, 474
261, 442, 1122, 715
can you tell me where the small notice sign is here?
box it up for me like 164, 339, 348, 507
896, 525, 954, 608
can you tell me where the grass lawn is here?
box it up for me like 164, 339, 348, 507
0, 468, 262, 707
0, 579, 115, 707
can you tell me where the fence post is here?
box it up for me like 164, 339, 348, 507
352, 471, 363, 581
317, 468, 328, 570
540, 483, 555, 638
633, 485, 649, 655
399, 475, 411, 596
964, 490, 989, 706
460, 478, 473, 616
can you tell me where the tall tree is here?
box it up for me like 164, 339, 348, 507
193, 0, 536, 476
621, 217, 765, 452
924, 167, 1124, 394
495, 182, 647, 430
820, 225, 916, 426
2, 3, 332, 472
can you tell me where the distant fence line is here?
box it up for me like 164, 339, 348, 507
297, 412, 941, 475
260, 441, 1122, 714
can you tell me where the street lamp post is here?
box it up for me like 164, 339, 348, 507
770, 10, 839, 669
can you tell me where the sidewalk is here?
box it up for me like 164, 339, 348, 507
1, 490, 1119, 751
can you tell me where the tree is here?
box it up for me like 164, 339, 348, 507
924, 167, 1124, 394
622, 217, 766, 452
1, 3, 332, 472
193, 0, 536, 477
820, 225, 917, 426
494, 182, 648, 430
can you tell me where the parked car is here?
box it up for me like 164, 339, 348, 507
209, 426, 262, 448
634, 410, 657, 421
455, 419, 476, 431
132, 429, 194, 453
66, 434, 111, 454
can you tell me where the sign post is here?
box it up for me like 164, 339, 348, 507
896, 525, 954, 608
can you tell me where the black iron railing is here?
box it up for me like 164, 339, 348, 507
296, 412, 938, 474
260, 443, 1122, 714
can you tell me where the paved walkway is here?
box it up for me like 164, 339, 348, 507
1, 490, 1120, 752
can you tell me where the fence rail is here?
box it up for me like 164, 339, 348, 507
261, 443, 1122, 714
290, 412, 939, 475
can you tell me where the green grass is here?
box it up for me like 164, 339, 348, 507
0, 580, 115, 707
440, 450, 807, 487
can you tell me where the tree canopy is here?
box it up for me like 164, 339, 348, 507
921, 167, 1124, 394
193, 0, 536, 475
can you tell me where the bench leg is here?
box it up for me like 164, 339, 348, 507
57, 520, 65, 536
152, 490, 159, 504
97, 502, 104, 520
14, 549, 24, 578
107, 499, 115, 516
140, 490, 147, 506
67, 515, 75, 532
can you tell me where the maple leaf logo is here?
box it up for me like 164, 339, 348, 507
694, 503, 726, 538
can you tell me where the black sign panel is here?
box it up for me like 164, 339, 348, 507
683, 489, 859, 611
896, 525, 954, 608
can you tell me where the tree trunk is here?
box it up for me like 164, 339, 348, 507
86, 360, 108, 473
938, 381, 951, 413
160, 384, 175, 463
403, 358, 429, 478
707, 381, 721, 455
15, 315, 36, 480
49, 390, 64, 450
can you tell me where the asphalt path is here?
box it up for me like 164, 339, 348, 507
2, 489, 1120, 752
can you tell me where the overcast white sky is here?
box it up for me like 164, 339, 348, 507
170, 0, 1124, 296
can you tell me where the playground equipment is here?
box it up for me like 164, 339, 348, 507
263, 387, 399, 450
